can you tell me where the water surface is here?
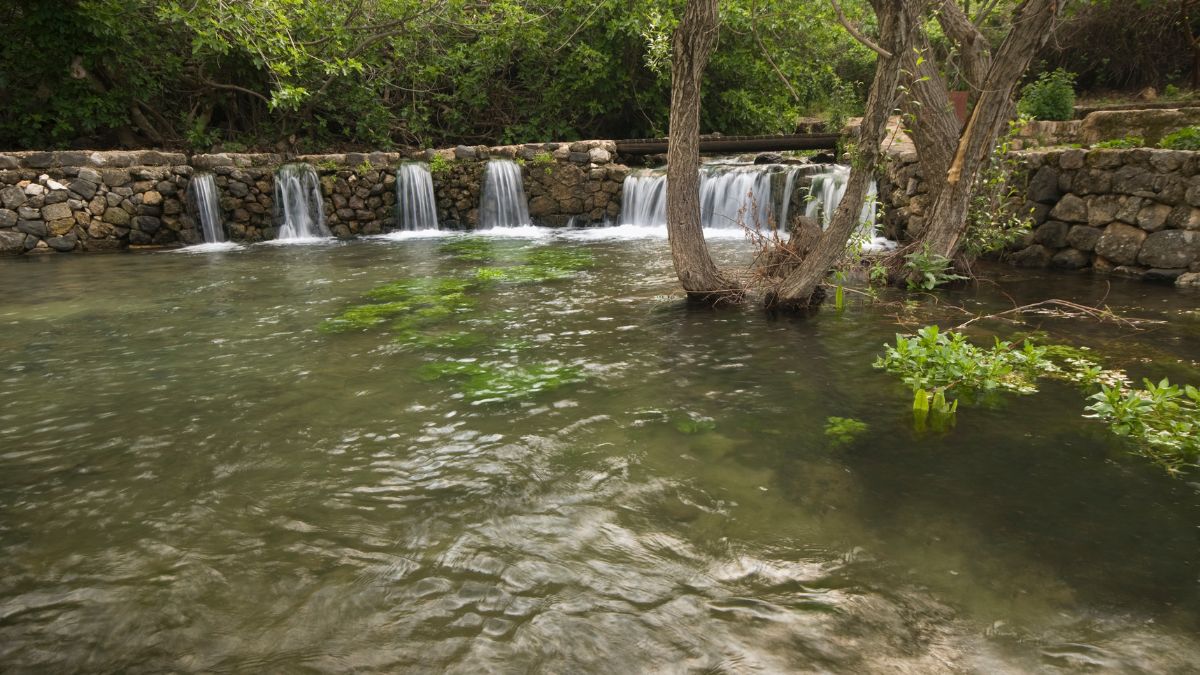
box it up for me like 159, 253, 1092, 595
1, 235, 1198, 672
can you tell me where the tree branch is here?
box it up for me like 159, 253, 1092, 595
830, 0, 893, 58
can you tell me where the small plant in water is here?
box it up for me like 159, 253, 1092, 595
903, 248, 967, 291
824, 416, 867, 445
673, 414, 717, 434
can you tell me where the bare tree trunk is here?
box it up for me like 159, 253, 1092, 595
915, 0, 1061, 261
666, 0, 741, 303
767, 0, 922, 309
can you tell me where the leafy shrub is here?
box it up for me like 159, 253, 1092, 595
1017, 69, 1076, 121
1158, 126, 1200, 150
1092, 136, 1145, 149
965, 116, 1035, 257
428, 154, 453, 177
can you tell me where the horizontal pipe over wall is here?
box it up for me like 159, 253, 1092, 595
615, 134, 840, 155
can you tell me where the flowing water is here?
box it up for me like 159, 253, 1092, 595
275, 164, 331, 240
1, 235, 1198, 672
395, 163, 439, 231
188, 173, 227, 244
479, 160, 531, 229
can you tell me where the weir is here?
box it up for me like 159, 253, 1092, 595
395, 162, 439, 231
619, 163, 810, 230
188, 173, 226, 244
274, 164, 331, 240
479, 160, 530, 229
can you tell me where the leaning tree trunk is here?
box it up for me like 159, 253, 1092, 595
767, 0, 921, 309
666, 0, 740, 302
914, 0, 1062, 261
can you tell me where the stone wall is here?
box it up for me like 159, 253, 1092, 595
0, 151, 194, 254
0, 142, 628, 254
881, 147, 1200, 289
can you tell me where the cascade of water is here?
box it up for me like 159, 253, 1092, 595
620, 164, 804, 230
479, 160, 530, 229
274, 164, 330, 240
395, 162, 439, 231
778, 167, 802, 232
189, 173, 226, 243
804, 165, 876, 231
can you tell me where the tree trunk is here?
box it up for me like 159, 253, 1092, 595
666, 0, 740, 302
914, 0, 1061, 261
767, 0, 922, 309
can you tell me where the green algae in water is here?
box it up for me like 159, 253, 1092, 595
419, 359, 585, 403
473, 247, 596, 284
673, 414, 717, 435
321, 277, 477, 333
824, 416, 868, 446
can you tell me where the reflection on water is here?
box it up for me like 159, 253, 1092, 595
0, 239, 1198, 672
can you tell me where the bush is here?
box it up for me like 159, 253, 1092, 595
1158, 126, 1200, 150
1017, 69, 1076, 121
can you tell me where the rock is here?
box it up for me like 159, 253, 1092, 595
1115, 195, 1143, 224
142, 190, 163, 206
77, 167, 102, 184
48, 218, 74, 236
568, 152, 590, 164
1136, 202, 1172, 232
454, 145, 476, 160
1027, 166, 1061, 204
99, 168, 131, 187
755, 153, 785, 165
1060, 149, 1085, 169
1093, 256, 1116, 273
1049, 194, 1088, 222
46, 234, 77, 252
17, 206, 39, 220
40, 202, 72, 222
0, 185, 25, 209
1176, 272, 1200, 287
17, 220, 47, 237
1087, 195, 1122, 226
1112, 164, 1154, 194
24, 183, 45, 197
1051, 248, 1091, 269
1011, 244, 1052, 268
1113, 265, 1148, 277
1066, 224, 1102, 252
1095, 222, 1147, 265
0, 230, 24, 254
1034, 220, 1070, 248
1144, 268, 1186, 282
0, 209, 15, 228
528, 195, 556, 217
102, 208, 131, 226
1137, 230, 1200, 268
588, 147, 611, 164
1168, 205, 1200, 230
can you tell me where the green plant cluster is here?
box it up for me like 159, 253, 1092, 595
964, 116, 1035, 258
1158, 126, 1200, 150
902, 249, 968, 291
1092, 136, 1146, 149
1017, 69, 1076, 121
876, 326, 1198, 474
1086, 379, 1200, 474
824, 416, 867, 446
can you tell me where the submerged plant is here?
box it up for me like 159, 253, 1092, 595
419, 359, 585, 403
673, 414, 717, 435
320, 277, 477, 333
824, 416, 867, 445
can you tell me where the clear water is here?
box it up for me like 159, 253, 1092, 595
1, 237, 1198, 672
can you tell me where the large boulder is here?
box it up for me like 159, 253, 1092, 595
1136, 202, 1173, 232
1033, 220, 1070, 248
0, 230, 25, 254
1027, 166, 1061, 204
1095, 222, 1147, 265
1011, 244, 1053, 268
1066, 224, 1102, 252
1049, 194, 1088, 222
1137, 230, 1200, 268
1079, 108, 1200, 145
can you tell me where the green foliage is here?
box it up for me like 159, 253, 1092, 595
902, 248, 967, 291
1085, 379, 1200, 474
876, 326, 1050, 398
316, 159, 341, 171
1092, 136, 1146, 149
428, 154, 454, 177
1018, 69, 1076, 121
1158, 126, 1200, 150
824, 416, 867, 445
1164, 84, 1182, 98
356, 160, 374, 174
0, 0, 874, 149
531, 151, 556, 175
964, 116, 1034, 258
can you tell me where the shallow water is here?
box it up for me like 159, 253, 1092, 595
1, 234, 1198, 673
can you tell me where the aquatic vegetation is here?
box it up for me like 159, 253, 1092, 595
1086, 379, 1200, 474
902, 248, 968, 291
674, 414, 717, 435
473, 246, 595, 284
321, 277, 477, 332
824, 416, 867, 445
439, 237, 500, 262
419, 359, 585, 403
876, 325, 1051, 397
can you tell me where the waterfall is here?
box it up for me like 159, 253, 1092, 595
189, 173, 226, 243
804, 165, 877, 232
395, 162, 439, 231
620, 164, 804, 230
479, 160, 530, 229
274, 164, 330, 240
